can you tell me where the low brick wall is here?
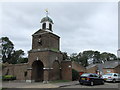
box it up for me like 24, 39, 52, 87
61, 61, 72, 81
3, 63, 28, 80
72, 61, 86, 73
86, 65, 97, 74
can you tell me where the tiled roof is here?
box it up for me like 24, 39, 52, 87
103, 60, 120, 69
86, 64, 97, 69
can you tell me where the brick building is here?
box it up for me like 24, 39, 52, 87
2, 13, 72, 82
103, 60, 120, 74
86, 60, 120, 75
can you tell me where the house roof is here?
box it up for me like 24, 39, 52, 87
86, 64, 97, 69
103, 60, 120, 69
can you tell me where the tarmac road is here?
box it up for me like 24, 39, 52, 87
61, 82, 120, 88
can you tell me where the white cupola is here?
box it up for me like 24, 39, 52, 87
40, 10, 54, 32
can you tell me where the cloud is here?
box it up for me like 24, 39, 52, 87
0, 2, 118, 56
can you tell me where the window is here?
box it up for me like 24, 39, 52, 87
93, 74, 99, 77
81, 73, 90, 77
49, 23, 52, 30
42, 23, 46, 29
105, 73, 112, 76
89, 74, 94, 77
114, 74, 118, 77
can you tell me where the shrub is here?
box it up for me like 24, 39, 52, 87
72, 69, 79, 81
2, 75, 16, 81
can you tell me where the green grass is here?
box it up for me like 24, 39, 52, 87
50, 80, 71, 83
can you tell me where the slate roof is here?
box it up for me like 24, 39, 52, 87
86, 63, 103, 71
103, 60, 120, 69
86, 64, 97, 69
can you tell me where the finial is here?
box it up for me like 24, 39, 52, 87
45, 9, 49, 17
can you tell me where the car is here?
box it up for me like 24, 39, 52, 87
79, 73, 104, 86
102, 73, 120, 83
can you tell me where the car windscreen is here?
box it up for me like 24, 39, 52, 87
105, 73, 113, 76
81, 73, 90, 77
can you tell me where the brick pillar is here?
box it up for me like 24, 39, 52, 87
43, 69, 49, 83
61, 61, 72, 81
26, 69, 32, 82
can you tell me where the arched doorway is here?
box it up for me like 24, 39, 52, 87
32, 60, 44, 82
50, 61, 60, 80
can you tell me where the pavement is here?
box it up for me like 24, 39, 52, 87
54, 81, 79, 87
2, 81, 120, 89
2, 81, 79, 88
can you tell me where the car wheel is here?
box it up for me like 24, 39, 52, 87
101, 80, 104, 85
80, 82, 83, 85
113, 79, 116, 83
90, 81, 94, 86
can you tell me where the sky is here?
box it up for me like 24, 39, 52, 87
0, 2, 118, 56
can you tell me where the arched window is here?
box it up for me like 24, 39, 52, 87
42, 23, 46, 29
49, 23, 52, 31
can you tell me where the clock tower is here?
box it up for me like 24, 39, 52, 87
27, 11, 64, 82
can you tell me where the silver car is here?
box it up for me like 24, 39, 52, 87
102, 73, 120, 83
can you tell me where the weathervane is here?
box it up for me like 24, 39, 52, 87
45, 9, 49, 17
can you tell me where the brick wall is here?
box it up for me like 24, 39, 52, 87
114, 65, 120, 74
86, 65, 97, 73
103, 68, 115, 74
2, 63, 28, 80
61, 61, 72, 81
32, 30, 59, 51
72, 61, 86, 73
103, 65, 120, 74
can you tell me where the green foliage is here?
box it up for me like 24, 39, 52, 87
11, 50, 25, 64
17, 58, 28, 64
93, 51, 101, 64
2, 75, 16, 81
100, 52, 117, 62
1, 37, 26, 64
1, 37, 14, 63
62, 52, 69, 60
70, 50, 117, 66
72, 69, 79, 81
70, 52, 88, 67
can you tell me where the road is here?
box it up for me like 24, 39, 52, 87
61, 82, 120, 88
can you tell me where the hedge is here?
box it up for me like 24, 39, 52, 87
2, 75, 16, 81
72, 69, 79, 81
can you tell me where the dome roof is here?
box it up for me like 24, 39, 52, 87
40, 16, 53, 24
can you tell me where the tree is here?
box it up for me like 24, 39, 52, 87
100, 52, 117, 63
1, 37, 26, 64
82, 50, 94, 65
17, 57, 28, 64
69, 50, 117, 67
70, 52, 88, 67
79, 55, 88, 67
1, 37, 14, 63
62, 52, 69, 60
93, 51, 101, 64
10, 50, 25, 64
70, 53, 78, 62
